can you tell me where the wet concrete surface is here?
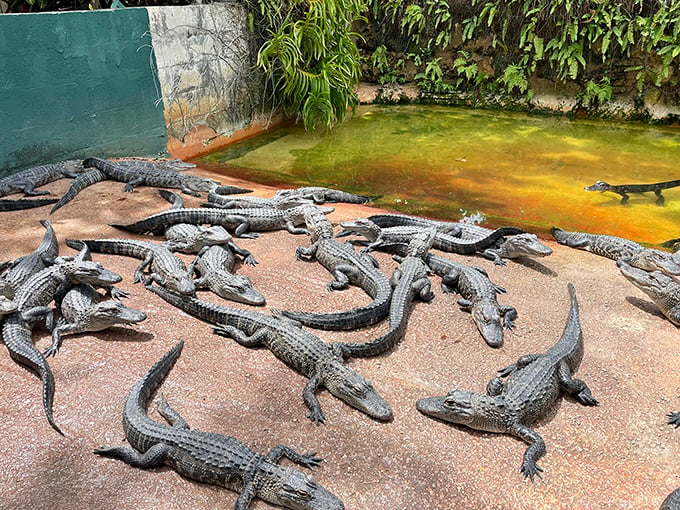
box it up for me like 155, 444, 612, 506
1, 167, 679, 509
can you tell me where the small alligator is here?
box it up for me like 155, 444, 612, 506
339, 229, 436, 358
428, 253, 517, 348
451, 222, 553, 263
3, 251, 122, 434
367, 213, 462, 234
0, 198, 59, 211
275, 187, 380, 204
188, 245, 265, 306
110, 204, 333, 239
617, 259, 680, 326
94, 341, 345, 510
551, 227, 680, 275
0, 160, 85, 197
585, 179, 680, 205
203, 189, 313, 210
45, 283, 147, 358
147, 286, 393, 424
1, 219, 59, 297
279, 207, 393, 331
417, 283, 598, 481
661, 488, 680, 510
67, 238, 195, 295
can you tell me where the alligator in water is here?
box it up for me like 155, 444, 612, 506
585, 179, 680, 205
551, 227, 680, 275
147, 286, 393, 424
417, 283, 598, 480
94, 340, 345, 510
0, 160, 85, 197
427, 253, 517, 348
338, 229, 436, 358
110, 204, 333, 239
67, 238, 195, 295
45, 283, 147, 358
278, 207, 393, 331
617, 259, 680, 326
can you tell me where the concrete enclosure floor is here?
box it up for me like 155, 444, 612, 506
0, 167, 679, 509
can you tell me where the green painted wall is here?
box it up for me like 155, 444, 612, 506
0, 9, 167, 177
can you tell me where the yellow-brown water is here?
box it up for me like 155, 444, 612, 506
199, 104, 680, 246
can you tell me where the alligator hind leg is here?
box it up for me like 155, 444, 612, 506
94, 442, 172, 467
156, 394, 190, 430
500, 305, 518, 329
510, 424, 545, 481
667, 411, 680, 427
655, 189, 665, 206
557, 361, 598, 405
498, 354, 540, 377
266, 445, 322, 469
212, 323, 266, 347
303, 374, 326, 425
486, 377, 505, 396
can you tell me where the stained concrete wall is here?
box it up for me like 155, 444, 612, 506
0, 9, 168, 177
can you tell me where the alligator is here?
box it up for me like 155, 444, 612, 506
367, 213, 462, 234
66, 238, 195, 295
0, 198, 59, 211
338, 218, 525, 265
188, 245, 265, 306
278, 207, 393, 331
110, 204, 334, 239
551, 227, 680, 275
147, 286, 393, 424
427, 253, 517, 348
0, 295, 18, 316
3, 251, 122, 434
617, 259, 680, 326
204, 189, 313, 210
94, 341, 345, 510
49, 157, 221, 213
585, 179, 680, 205
338, 229, 436, 358
275, 186, 380, 204
44, 283, 147, 358
1, 219, 59, 297
416, 283, 598, 480
0, 160, 85, 197
661, 488, 680, 510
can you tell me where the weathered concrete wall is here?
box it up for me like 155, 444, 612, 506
0, 9, 168, 177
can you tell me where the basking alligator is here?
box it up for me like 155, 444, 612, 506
50, 157, 220, 213
617, 259, 680, 326
417, 283, 598, 480
428, 254, 517, 348
204, 189, 313, 210
661, 488, 680, 510
0, 160, 85, 197
585, 179, 680, 205
110, 204, 333, 239
275, 187, 379, 204
0, 198, 59, 211
3, 253, 122, 434
147, 286, 393, 424
188, 245, 265, 306
279, 208, 393, 331
45, 283, 147, 358
367, 213, 462, 234
94, 341, 345, 510
339, 229, 436, 358
67, 238, 195, 295
551, 227, 680, 275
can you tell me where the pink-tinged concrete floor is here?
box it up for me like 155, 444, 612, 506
1, 168, 679, 509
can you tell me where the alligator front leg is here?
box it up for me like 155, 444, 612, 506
618, 191, 630, 205
295, 243, 319, 261
557, 361, 598, 406
497, 354, 541, 377
156, 394, 191, 429
440, 272, 460, 294
44, 321, 81, 358
668, 411, 680, 427
266, 445, 322, 469
510, 423, 546, 481
481, 248, 505, 265
94, 442, 172, 467
228, 242, 257, 266
18, 180, 50, 196
413, 277, 435, 302
500, 305, 518, 329
212, 323, 266, 347
123, 176, 144, 193
235, 483, 256, 510
179, 186, 201, 197
655, 189, 665, 206
303, 374, 326, 424
285, 220, 309, 235
133, 253, 154, 284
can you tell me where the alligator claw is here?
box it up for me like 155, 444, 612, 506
668, 412, 680, 427
308, 410, 326, 425
299, 452, 323, 469
242, 255, 258, 266
109, 287, 130, 300
43, 345, 59, 358
520, 461, 543, 482
576, 391, 599, 406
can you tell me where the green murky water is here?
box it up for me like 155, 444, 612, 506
198, 105, 680, 245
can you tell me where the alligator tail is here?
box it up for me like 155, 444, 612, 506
340, 324, 403, 358
0, 198, 59, 212
50, 169, 107, 214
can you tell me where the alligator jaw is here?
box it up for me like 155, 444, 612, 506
416, 395, 473, 424
326, 366, 393, 422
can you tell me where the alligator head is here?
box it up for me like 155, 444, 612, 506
337, 218, 380, 241
162, 271, 196, 295
66, 261, 123, 286
259, 468, 345, 510
626, 248, 680, 276
502, 234, 553, 259
195, 225, 232, 246
0, 295, 18, 316
416, 389, 507, 433
209, 273, 266, 306
184, 174, 221, 193
86, 300, 147, 331
584, 181, 611, 191
467, 301, 504, 348
323, 361, 393, 422
617, 259, 680, 324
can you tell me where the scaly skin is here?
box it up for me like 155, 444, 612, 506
660, 488, 680, 510
366, 213, 462, 234
0, 160, 85, 197
417, 284, 598, 481
551, 227, 680, 275
617, 259, 680, 326
94, 341, 345, 510
280, 209, 393, 331
147, 287, 393, 424
339, 229, 436, 358
67, 238, 195, 295
585, 179, 680, 205
427, 254, 517, 348
46, 283, 147, 358
276, 187, 379, 204
204, 190, 313, 209
0, 198, 59, 211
